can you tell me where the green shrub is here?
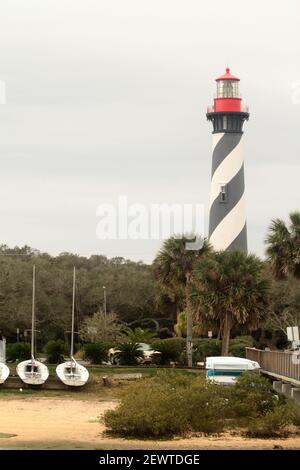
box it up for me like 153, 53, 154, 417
229, 336, 254, 358
44, 339, 67, 364
84, 342, 110, 364
115, 342, 144, 365
227, 371, 278, 418
105, 371, 194, 437
6, 343, 31, 361
151, 338, 185, 365
192, 339, 221, 364
104, 371, 230, 438
185, 379, 230, 433
245, 403, 298, 437
104, 370, 300, 439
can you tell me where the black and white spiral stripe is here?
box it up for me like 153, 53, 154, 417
208, 132, 247, 251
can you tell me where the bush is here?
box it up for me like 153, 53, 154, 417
115, 342, 144, 365
227, 371, 279, 418
245, 403, 298, 437
184, 378, 230, 433
192, 339, 221, 364
104, 370, 300, 439
105, 372, 192, 437
104, 371, 230, 438
151, 338, 185, 365
84, 342, 110, 364
229, 336, 254, 358
6, 343, 31, 361
44, 339, 67, 364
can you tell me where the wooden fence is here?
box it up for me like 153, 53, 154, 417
246, 348, 300, 384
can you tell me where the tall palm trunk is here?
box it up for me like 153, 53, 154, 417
185, 275, 193, 367
221, 312, 231, 356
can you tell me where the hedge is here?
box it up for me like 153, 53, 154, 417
152, 336, 254, 365
44, 339, 67, 364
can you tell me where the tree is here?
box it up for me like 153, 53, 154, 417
265, 212, 300, 343
153, 235, 211, 366
266, 276, 300, 335
191, 251, 270, 356
0, 244, 167, 343
265, 212, 300, 280
80, 310, 123, 343
124, 327, 158, 343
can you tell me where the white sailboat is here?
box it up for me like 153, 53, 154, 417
0, 363, 9, 384
17, 265, 49, 385
56, 267, 89, 387
0, 338, 10, 384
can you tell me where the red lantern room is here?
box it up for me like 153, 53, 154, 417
214, 67, 241, 112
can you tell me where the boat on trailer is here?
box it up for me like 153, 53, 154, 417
17, 266, 49, 386
56, 267, 89, 387
206, 356, 260, 385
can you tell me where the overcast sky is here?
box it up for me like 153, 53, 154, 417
0, 0, 299, 262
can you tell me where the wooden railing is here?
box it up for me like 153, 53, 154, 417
246, 348, 300, 383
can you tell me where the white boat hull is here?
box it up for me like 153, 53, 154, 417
206, 356, 260, 371
206, 356, 261, 385
0, 363, 10, 384
17, 359, 49, 385
56, 360, 89, 387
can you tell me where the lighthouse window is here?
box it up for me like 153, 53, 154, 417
223, 116, 227, 130
217, 80, 239, 98
220, 184, 228, 202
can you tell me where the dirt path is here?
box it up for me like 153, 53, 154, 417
1, 397, 300, 449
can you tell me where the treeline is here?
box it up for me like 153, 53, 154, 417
1, 211, 300, 351
0, 244, 172, 344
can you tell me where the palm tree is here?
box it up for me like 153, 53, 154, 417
124, 327, 158, 343
153, 235, 211, 366
191, 251, 270, 356
265, 211, 300, 280
115, 341, 144, 365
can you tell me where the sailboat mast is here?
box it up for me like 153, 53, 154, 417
70, 266, 76, 358
31, 265, 36, 358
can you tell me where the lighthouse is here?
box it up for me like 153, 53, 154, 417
207, 68, 249, 251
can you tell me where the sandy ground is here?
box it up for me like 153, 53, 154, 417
1, 397, 300, 450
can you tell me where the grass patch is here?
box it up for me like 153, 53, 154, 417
0, 368, 193, 402
36, 364, 182, 376
88, 366, 160, 376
